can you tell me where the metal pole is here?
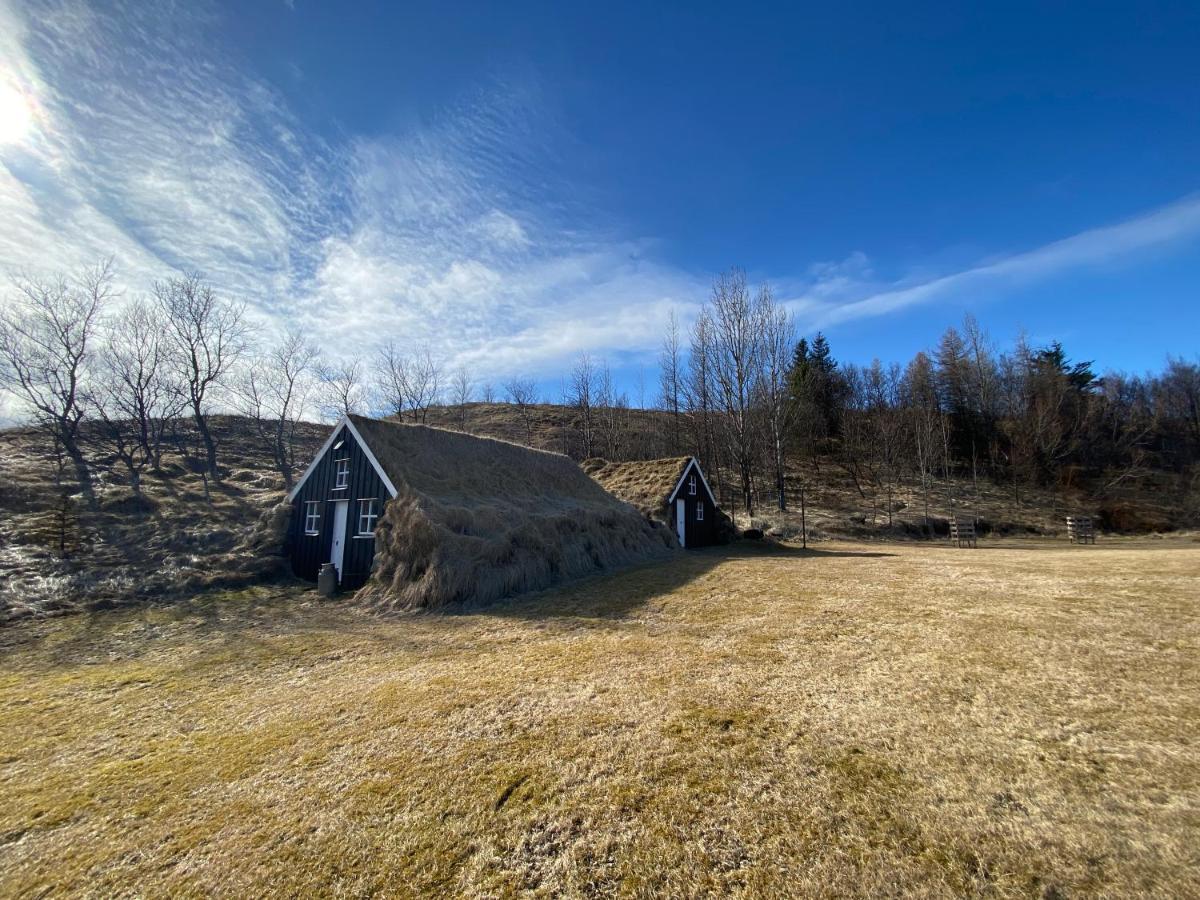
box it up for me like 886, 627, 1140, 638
800, 481, 807, 550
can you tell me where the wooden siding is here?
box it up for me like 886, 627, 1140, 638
675, 459, 718, 547
287, 424, 390, 589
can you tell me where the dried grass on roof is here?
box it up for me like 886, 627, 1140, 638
580, 457, 690, 521
347, 417, 675, 611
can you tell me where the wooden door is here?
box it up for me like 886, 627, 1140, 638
676, 499, 686, 548
330, 500, 348, 581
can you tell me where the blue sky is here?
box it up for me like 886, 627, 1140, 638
1, 0, 1198, 407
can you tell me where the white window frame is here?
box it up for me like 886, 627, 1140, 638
303, 501, 321, 535
688, 475, 697, 495
356, 498, 379, 536
334, 458, 350, 490
695, 502, 704, 522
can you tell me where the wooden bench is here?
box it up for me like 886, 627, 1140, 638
950, 519, 977, 549
1066, 516, 1096, 544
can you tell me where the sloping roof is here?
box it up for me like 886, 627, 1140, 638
339, 416, 675, 610
581, 457, 693, 521
348, 415, 626, 513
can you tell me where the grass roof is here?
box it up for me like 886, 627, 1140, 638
347, 416, 675, 610
580, 457, 692, 521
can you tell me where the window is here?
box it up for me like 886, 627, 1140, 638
688, 475, 697, 495
695, 502, 704, 522
334, 458, 349, 489
303, 501, 321, 535
357, 498, 379, 535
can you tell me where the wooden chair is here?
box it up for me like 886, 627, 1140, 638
950, 518, 977, 549
1066, 516, 1096, 545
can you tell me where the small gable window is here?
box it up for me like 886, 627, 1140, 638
688, 474, 697, 495
334, 458, 349, 489
695, 502, 704, 522
357, 498, 379, 536
303, 501, 321, 535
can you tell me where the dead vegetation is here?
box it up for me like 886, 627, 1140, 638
0, 417, 326, 624
1, 403, 1192, 624
581, 455, 692, 519
1, 538, 1196, 897
350, 417, 676, 611
583, 455, 738, 543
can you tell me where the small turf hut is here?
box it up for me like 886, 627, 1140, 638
286, 415, 675, 609
582, 456, 732, 548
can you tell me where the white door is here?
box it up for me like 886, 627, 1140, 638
676, 499, 686, 548
330, 500, 348, 581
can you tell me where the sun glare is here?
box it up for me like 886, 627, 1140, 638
0, 80, 35, 145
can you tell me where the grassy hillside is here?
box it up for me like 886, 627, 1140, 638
1, 403, 1191, 623
2, 538, 1196, 896
422, 403, 1195, 540
0, 417, 327, 624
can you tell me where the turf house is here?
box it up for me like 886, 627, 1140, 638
581, 456, 731, 548
285, 415, 675, 608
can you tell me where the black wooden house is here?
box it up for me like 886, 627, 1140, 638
582, 456, 727, 548
286, 415, 398, 589
666, 458, 721, 548
284, 414, 677, 604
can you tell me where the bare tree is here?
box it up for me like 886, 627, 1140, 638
756, 284, 793, 510
865, 360, 906, 526
659, 310, 684, 453
0, 261, 113, 504
684, 310, 719, 496
156, 273, 248, 481
707, 268, 766, 515
480, 382, 496, 404
449, 366, 474, 430
568, 353, 598, 458
375, 341, 409, 419
89, 298, 186, 495
373, 343, 442, 422
595, 358, 626, 458
504, 375, 538, 445
405, 349, 443, 423
237, 329, 320, 488
902, 352, 942, 531
318, 354, 369, 420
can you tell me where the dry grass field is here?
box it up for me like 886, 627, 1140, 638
1, 538, 1197, 897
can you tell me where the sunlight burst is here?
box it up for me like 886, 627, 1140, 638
0, 80, 35, 145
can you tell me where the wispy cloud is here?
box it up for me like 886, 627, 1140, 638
1, 0, 341, 302
1, 0, 1198, 401
791, 194, 1200, 329
0, 0, 699, 386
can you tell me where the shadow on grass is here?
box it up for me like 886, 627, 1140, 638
2, 541, 900, 666
459, 540, 897, 623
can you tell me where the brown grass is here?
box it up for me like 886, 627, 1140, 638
581, 456, 689, 520
350, 417, 676, 610
2, 537, 1197, 897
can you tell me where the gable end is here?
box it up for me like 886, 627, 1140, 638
666, 458, 716, 506
287, 415, 399, 502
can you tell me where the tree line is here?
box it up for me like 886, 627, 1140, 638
1, 262, 1197, 530
652, 268, 1200, 524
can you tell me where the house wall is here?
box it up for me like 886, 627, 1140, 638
676, 460, 719, 548
288, 424, 390, 589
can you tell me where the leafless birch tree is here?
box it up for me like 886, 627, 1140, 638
319, 354, 369, 420
237, 329, 320, 488
0, 261, 114, 504
707, 268, 765, 515
756, 284, 793, 510
90, 298, 185, 495
155, 273, 248, 481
